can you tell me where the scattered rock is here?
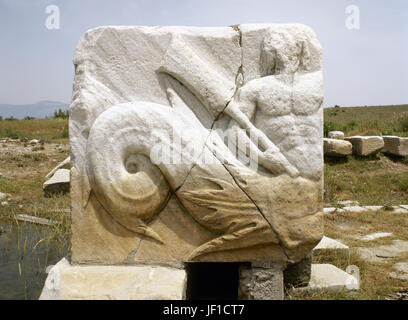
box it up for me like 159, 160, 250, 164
16, 214, 56, 226
0, 192, 8, 201
389, 262, 408, 281
385, 289, 408, 300
344, 136, 384, 156
32, 146, 45, 152
358, 232, 393, 242
1, 201, 9, 207
341, 206, 370, 213
391, 206, 408, 214
313, 236, 349, 256
357, 240, 408, 263
293, 264, 359, 293
382, 136, 408, 157
363, 205, 383, 211
323, 207, 336, 214
328, 131, 345, 140
323, 138, 352, 157
43, 169, 70, 197
338, 200, 359, 207
45, 156, 70, 180
30, 139, 39, 145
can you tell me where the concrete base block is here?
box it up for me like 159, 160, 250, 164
238, 261, 284, 300
39, 258, 187, 300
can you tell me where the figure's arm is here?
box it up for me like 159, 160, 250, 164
225, 96, 299, 177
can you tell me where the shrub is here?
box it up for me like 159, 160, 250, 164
54, 109, 69, 119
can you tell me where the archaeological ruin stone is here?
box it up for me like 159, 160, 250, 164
323, 138, 352, 157
313, 236, 349, 256
45, 156, 70, 180
43, 168, 70, 197
43, 23, 325, 300
344, 136, 384, 156
382, 136, 408, 157
69, 23, 324, 267
39, 258, 187, 300
328, 131, 345, 140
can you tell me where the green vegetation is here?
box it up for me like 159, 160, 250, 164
53, 108, 69, 119
0, 117, 68, 142
324, 104, 408, 137
324, 154, 408, 206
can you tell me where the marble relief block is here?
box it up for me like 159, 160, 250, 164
69, 24, 324, 265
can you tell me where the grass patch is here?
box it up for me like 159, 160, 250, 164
0, 118, 69, 142
324, 104, 408, 137
288, 209, 408, 300
324, 154, 408, 206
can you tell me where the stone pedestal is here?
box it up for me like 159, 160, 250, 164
39, 258, 187, 300
238, 261, 284, 300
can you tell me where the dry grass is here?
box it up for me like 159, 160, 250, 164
0, 134, 70, 244
324, 104, 408, 137
288, 209, 408, 300
324, 153, 408, 206
0, 118, 68, 142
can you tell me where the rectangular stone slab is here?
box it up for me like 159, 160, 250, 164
69, 24, 324, 265
40, 258, 187, 300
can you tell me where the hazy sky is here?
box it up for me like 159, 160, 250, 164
0, 0, 407, 107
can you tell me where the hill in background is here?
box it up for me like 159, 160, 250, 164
0, 101, 69, 119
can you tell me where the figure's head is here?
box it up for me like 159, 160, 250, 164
260, 25, 322, 76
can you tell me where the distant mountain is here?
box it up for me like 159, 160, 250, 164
0, 101, 69, 119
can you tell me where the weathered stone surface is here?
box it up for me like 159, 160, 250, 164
43, 169, 70, 197
391, 206, 408, 214
16, 214, 55, 226
382, 136, 408, 157
29, 139, 39, 145
313, 236, 349, 256
0, 192, 7, 202
238, 261, 284, 300
341, 206, 371, 213
338, 200, 359, 206
328, 131, 345, 140
306, 264, 359, 292
357, 240, 408, 263
69, 24, 324, 265
39, 258, 187, 300
323, 138, 352, 157
345, 136, 384, 156
359, 232, 393, 242
324, 205, 408, 215
389, 262, 408, 281
45, 156, 70, 180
